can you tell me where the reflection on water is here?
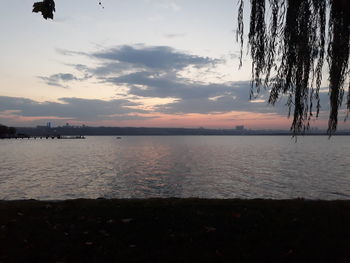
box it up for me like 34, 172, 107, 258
0, 136, 349, 200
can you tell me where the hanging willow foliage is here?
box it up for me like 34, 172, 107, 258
237, 0, 350, 134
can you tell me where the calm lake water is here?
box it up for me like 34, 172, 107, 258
0, 136, 349, 200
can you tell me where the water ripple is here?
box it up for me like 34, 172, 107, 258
0, 136, 349, 200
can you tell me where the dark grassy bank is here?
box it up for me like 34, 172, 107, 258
1, 198, 350, 262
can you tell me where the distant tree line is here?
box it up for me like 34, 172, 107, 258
0, 124, 17, 138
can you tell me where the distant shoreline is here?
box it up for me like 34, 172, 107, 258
11, 125, 350, 137
1, 134, 350, 140
1, 198, 350, 262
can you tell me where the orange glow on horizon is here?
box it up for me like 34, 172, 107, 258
1, 110, 340, 130
59, 112, 330, 130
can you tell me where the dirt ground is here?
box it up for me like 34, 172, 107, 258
1, 198, 350, 262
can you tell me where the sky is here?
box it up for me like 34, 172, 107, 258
0, 0, 349, 130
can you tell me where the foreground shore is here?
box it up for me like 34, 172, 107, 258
1, 198, 350, 262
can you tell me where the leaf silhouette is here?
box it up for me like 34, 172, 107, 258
32, 0, 56, 20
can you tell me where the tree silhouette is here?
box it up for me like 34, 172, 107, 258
237, 0, 350, 134
0, 124, 16, 138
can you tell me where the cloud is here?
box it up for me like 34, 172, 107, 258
57, 45, 296, 116
109, 71, 236, 100
151, 81, 283, 115
53, 73, 77, 81
56, 48, 86, 57
0, 96, 149, 123
163, 33, 186, 39
53, 44, 342, 120
91, 45, 218, 71
104, 69, 290, 115
63, 44, 219, 79
38, 73, 79, 89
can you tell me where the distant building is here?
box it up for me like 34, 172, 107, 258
236, 125, 245, 131
47, 122, 51, 128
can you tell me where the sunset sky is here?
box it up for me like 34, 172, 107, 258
1, 0, 348, 129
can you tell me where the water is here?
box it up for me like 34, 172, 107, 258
0, 136, 349, 200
